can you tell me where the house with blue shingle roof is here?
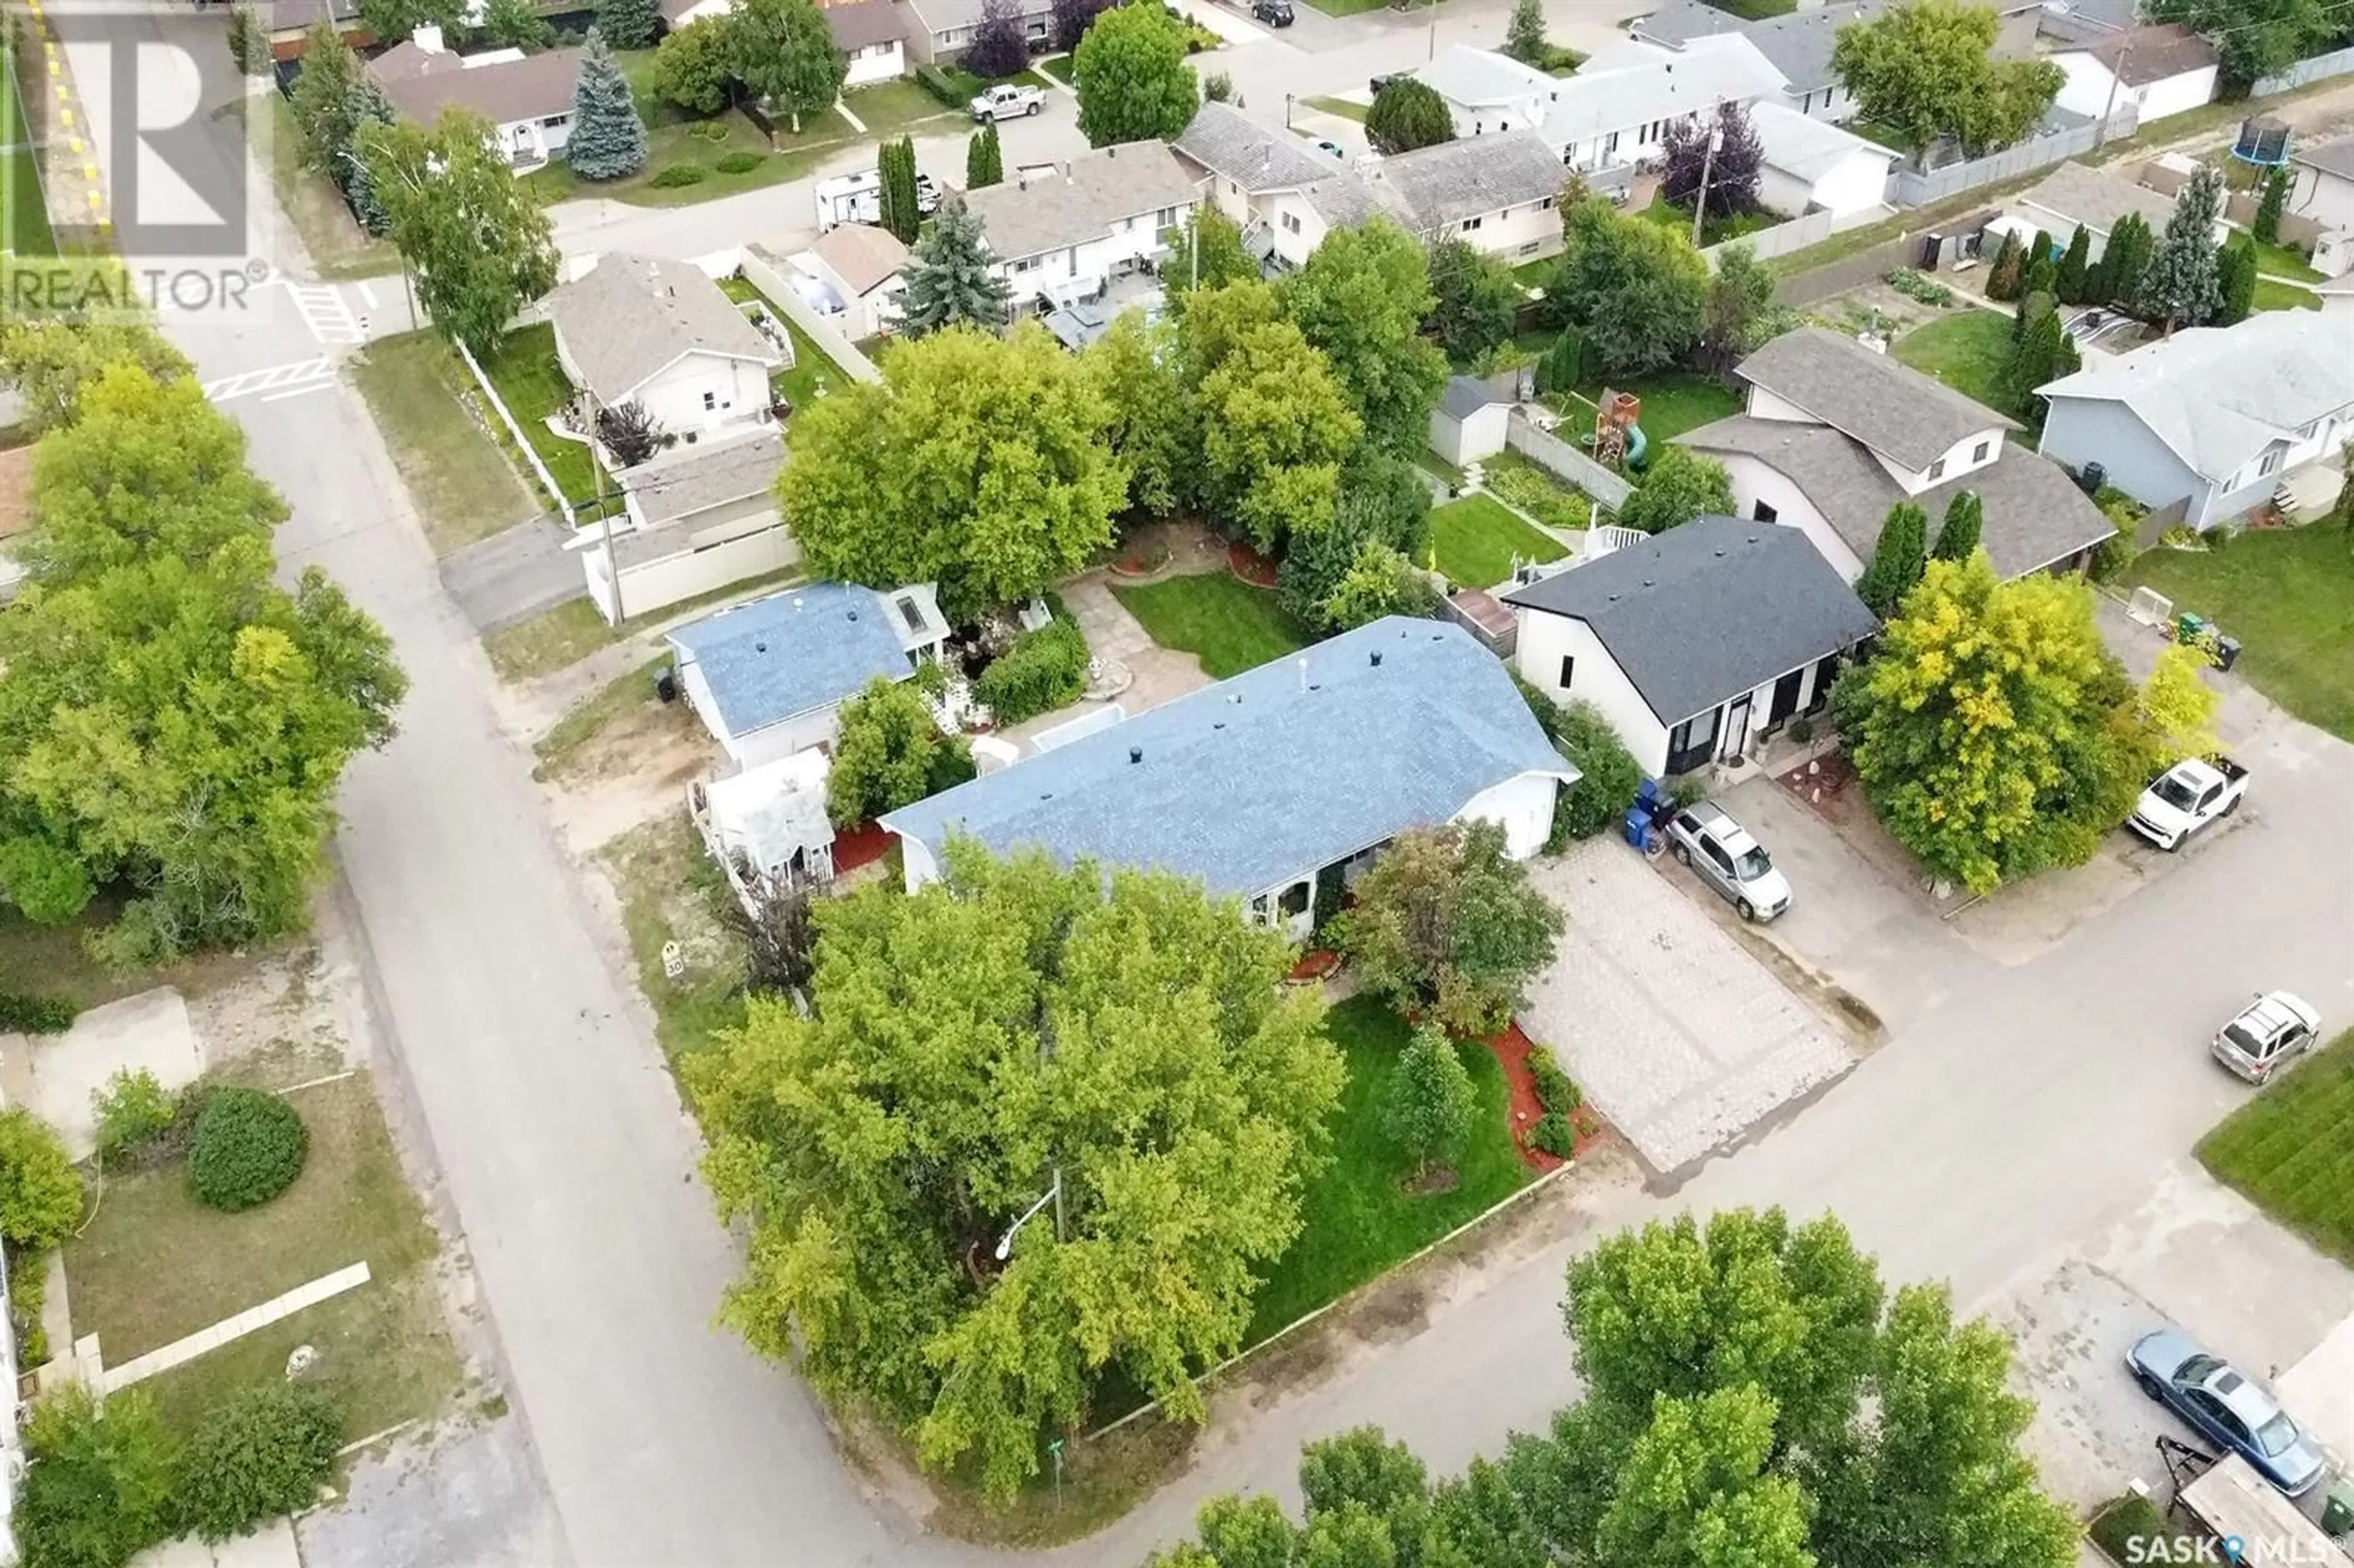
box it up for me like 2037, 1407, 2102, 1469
880, 617, 1577, 941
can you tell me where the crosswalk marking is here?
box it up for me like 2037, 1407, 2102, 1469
283, 280, 363, 345
204, 357, 335, 403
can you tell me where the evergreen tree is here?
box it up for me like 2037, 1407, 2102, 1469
2003, 299, 2068, 420
2215, 235, 2257, 326
1931, 490, 1981, 561
341, 76, 397, 233
1983, 231, 2021, 301
1857, 501, 1928, 618
1365, 79, 1454, 155
1382, 1024, 1477, 1179
1504, 0, 1549, 65
565, 30, 648, 181
226, 4, 270, 74
595, 0, 661, 49
2055, 224, 2090, 304
1539, 325, 1585, 397
966, 123, 1002, 189
2094, 211, 2153, 308
2021, 251, 2056, 300
876, 136, 920, 243
288, 24, 364, 180
2254, 164, 2288, 244
2013, 286, 2052, 343
2138, 162, 2224, 333
899, 200, 1011, 337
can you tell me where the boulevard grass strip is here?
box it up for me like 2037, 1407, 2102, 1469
235, 94, 395, 281
2198, 1027, 2354, 1265
1430, 493, 1564, 590
352, 332, 538, 555
597, 812, 748, 1066
1111, 571, 1314, 678
1244, 998, 1530, 1342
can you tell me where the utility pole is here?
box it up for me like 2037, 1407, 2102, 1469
2095, 43, 2130, 150
1690, 101, 1723, 249
1427, 0, 1437, 62
590, 387, 625, 625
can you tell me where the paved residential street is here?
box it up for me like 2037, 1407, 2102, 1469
91, 6, 2354, 1568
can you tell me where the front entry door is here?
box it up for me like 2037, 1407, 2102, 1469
1768, 668, 1804, 726
1723, 694, 1753, 761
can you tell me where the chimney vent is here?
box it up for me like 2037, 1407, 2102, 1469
1129, 746, 1143, 764
754, 641, 768, 653
1371, 650, 1383, 667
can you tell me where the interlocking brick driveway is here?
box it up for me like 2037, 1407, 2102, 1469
1519, 839, 1859, 1178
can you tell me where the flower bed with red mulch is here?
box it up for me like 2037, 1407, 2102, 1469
1228, 541, 1279, 587
1286, 949, 1343, 984
1483, 1022, 1609, 1171
831, 819, 896, 875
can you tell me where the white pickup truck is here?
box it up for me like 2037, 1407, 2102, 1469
969, 83, 1046, 121
2128, 755, 2249, 851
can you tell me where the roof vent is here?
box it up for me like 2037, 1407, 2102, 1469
1714, 549, 1726, 558
1129, 746, 1143, 764
847, 609, 858, 621
1642, 579, 1655, 588
754, 640, 768, 653
1747, 535, 1759, 544
1213, 720, 1225, 729
1371, 650, 1383, 667
1309, 682, 1322, 691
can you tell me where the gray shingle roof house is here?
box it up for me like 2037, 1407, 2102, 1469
963, 141, 1203, 268
619, 428, 785, 530
544, 254, 783, 410
882, 618, 1575, 919
1504, 518, 1878, 777
369, 34, 583, 140
2005, 162, 2186, 255
668, 581, 951, 770
1734, 326, 2013, 472
1175, 101, 1343, 196
1634, 0, 1878, 100
1371, 131, 1564, 232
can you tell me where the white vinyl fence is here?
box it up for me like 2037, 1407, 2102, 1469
1883, 108, 2137, 208
2253, 44, 2354, 97
1701, 204, 1888, 267
1506, 410, 1634, 514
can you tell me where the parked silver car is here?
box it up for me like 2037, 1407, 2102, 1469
1664, 801, 1791, 922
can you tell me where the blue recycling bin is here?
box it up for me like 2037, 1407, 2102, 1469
1623, 808, 1650, 848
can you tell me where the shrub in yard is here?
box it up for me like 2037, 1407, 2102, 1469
1382, 1023, 1477, 1181
0, 1108, 82, 1251
973, 617, 1089, 725
92, 1070, 177, 1171
0, 987, 78, 1035
187, 1088, 309, 1212
176, 1383, 343, 1542
720, 868, 817, 999
649, 162, 708, 188
1334, 821, 1564, 1037
1526, 1045, 1579, 1115
715, 150, 763, 175
1548, 699, 1644, 847
11, 1240, 52, 1365
826, 676, 976, 829
18, 1386, 178, 1568
1529, 1110, 1575, 1159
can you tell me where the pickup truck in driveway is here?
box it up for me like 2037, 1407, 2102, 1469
2128, 755, 2248, 851
970, 83, 1046, 121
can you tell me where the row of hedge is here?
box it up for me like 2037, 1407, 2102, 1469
1513, 676, 1644, 849
973, 615, 1089, 726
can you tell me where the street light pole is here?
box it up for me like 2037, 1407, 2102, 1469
994, 1168, 1064, 1260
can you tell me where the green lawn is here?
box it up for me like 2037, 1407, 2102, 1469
1480, 449, 1593, 536
717, 273, 858, 408
598, 812, 750, 1066
479, 322, 612, 513
2247, 235, 2324, 283
842, 77, 961, 136
2253, 276, 2321, 313
1246, 999, 1531, 1341
1703, 0, 1796, 15
1111, 571, 1314, 679
1035, 53, 1074, 85
525, 87, 859, 208
3, 145, 51, 257
1635, 191, 1781, 248
1300, 0, 1391, 15
1560, 367, 1743, 445
2127, 524, 2354, 743
484, 564, 805, 683
352, 332, 538, 554
1430, 493, 1564, 589
2198, 1027, 2354, 1266
1893, 311, 2016, 417
1304, 96, 1369, 123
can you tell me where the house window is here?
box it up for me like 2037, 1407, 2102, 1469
1666, 708, 1721, 775
2259, 446, 2284, 476
1282, 211, 1301, 234
703, 391, 717, 410
1558, 655, 1575, 690
1461, 215, 1484, 232
1927, 457, 1946, 480
1604, 131, 1620, 154
1518, 240, 1541, 255
1752, 499, 1777, 523
541, 114, 568, 128
1540, 195, 1555, 209
1973, 440, 1990, 463
1011, 255, 1040, 272
1799, 89, 1811, 113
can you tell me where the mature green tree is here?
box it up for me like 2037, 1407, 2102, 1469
566, 29, 649, 180
1856, 501, 1928, 617
966, 121, 1004, 189
2216, 234, 2258, 327
965, 0, 1030, 78
2090, 210, 2152, 308
288, 23, 365, 180
1504, 0, 1550, 65
2146, 0, 2337, 89
1335, 821, 1563, 1036
1544, 197, 1707, 375
1052, 0, 1108, 53
1320, 541, 1437, 630
1832, 551, 2150, 892
1165, 206, 1259, 304
686, 843, 1344, 1502
2139, 162, 2224, 333
480, 0, 555, 50
729, 0, 846, 132
1615, 446, 1733, 535
2000, 296, 2066, 416
897, 197, 1010, 333
1696, 240, 1778, 372
361, 110, 560, 359
650, 17, 736, 115
1661, 101, 1763, 225
1598, 1387, 1815, 1568
2020, 230, 2057, 301
1538, 325, 1586, 397
1277, 447, 1431, 623
0, 319, 190, 436
1365, 78, 1454, 155
1984, 231, 2022, 301
595, 0, 662, 48
357, 0, 465, 46
226, 5, 270, 74
341, 75, 397, 233
777, 325, 1123, 614
1426, 238, 1522, 365
877, 136, 922, 245
2055, 224, 2090, 304
1282, 219, 1447, 451
1831, 0, 2063, 156
1074, 0, 1198, 147
1195, 313, 1363, 550
1383, 1023, 1478, 1179
825, 676, 974, 827
2135, 644, 2221, 769
1930, 489, 1981, 561
1083, 311, 1187, 517
2255, 163, 2289, 242
21, 362, 285, 584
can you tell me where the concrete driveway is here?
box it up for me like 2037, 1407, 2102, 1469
1518, 839, 1861, 1179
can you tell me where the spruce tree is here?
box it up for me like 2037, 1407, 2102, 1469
566, 29, 648, 181
2215, 235, 2257, 327
227, 4, 270, 74
966, 123, 1002, 190
2138, 162, 2224, 333
1857, 502, 1928, 618
1931, 491, 1981, 561
2021, 252, 2056, 301
342, 76, 397, 234
2096, 212, 2152, 308
2013, 286, 2052, 343
2003, 301, 2066, 419
877, 137, 920, 243
898, 200, 1011, 337
595, 0, 661, 49
1504, 0, 1549, 66
1983, 232, 2020, 302
2254, 164, 2287, 245
2055, 224, 2090, 305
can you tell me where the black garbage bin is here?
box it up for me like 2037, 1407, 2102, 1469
2213, 635, 2242, 674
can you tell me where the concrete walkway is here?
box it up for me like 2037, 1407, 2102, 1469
101, 1263, 373, 1393
998, 571, 1214, 749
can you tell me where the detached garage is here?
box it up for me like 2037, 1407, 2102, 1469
1751, 102, 1894, 219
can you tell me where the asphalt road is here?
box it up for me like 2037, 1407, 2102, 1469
99, 6, 2354, 1568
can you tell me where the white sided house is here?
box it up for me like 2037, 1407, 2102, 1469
785, 222, 910, 339
1172, 103, 1388, 272
964, 141, 1204, 311
368, 27, 581, 171
660, 0, 906, 82
1992, 161, 2209, 266
2287, 133, 2354, 242
880, 618, 1575, 942
1679, 327, 2116, 582
667, 581, 951, 770
1751, 102, 1894, 219
591, 429, 797, 623
1504, 517, 1878, 779
1368, 131, 1566, 261
2037, 311, 2354, 530
2051, 23, 2217, 129
546, 254, 785, 434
